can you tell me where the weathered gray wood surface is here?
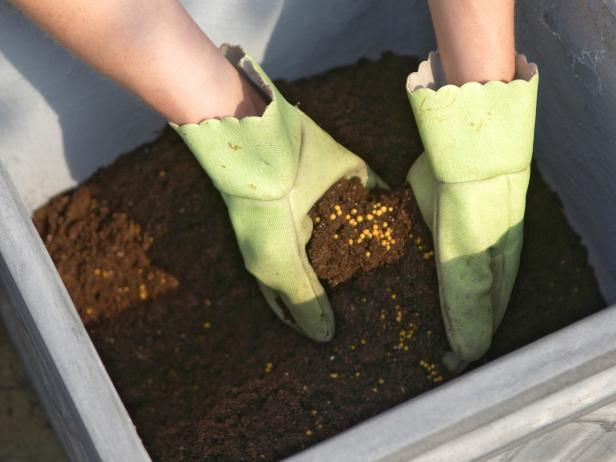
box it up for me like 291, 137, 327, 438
0, 162, 150, 462
486, 400, 616, 462
516, 0, 616, 304
0, 320, 65, 462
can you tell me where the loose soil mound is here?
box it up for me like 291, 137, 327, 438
34, 53, 604, 461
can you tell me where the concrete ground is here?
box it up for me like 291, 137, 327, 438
0, 322, 65, 462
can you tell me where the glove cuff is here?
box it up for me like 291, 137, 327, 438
406, 51, 539, 184
170, 45, 301, 200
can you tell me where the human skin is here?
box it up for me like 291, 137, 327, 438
428, 0, 516, 85
9, 0, 266, 124
10, 0, 515, 119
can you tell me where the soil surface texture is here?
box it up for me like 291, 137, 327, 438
34, 53, 605, 461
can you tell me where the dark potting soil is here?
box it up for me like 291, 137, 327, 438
33, 53, 605, 461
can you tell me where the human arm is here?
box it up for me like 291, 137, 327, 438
428, 0, 516, 85
408, 0, 538, 365
9, 0, 265, 123
9, 0, 386, 340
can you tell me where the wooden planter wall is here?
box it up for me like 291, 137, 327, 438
1, 0, 616, 460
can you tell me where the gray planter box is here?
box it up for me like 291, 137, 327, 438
1, 0, 615, 460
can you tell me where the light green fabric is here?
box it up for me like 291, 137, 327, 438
171, 45, 384, 341
407, 53, 539, 361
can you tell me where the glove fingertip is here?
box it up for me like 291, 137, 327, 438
442, 351, 470, 373
258, 283, 335, 342
292, 293, 335, 342
364, 167, 389, 190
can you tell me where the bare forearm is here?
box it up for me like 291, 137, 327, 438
428, 0, 516, 85
10, 0, 263, 123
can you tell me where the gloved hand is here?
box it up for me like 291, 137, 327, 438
171, 45, 385, 341
406, 52, 539, 363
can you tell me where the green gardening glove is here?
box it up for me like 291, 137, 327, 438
406, 52, 539, 362
171, 45, 385, 341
